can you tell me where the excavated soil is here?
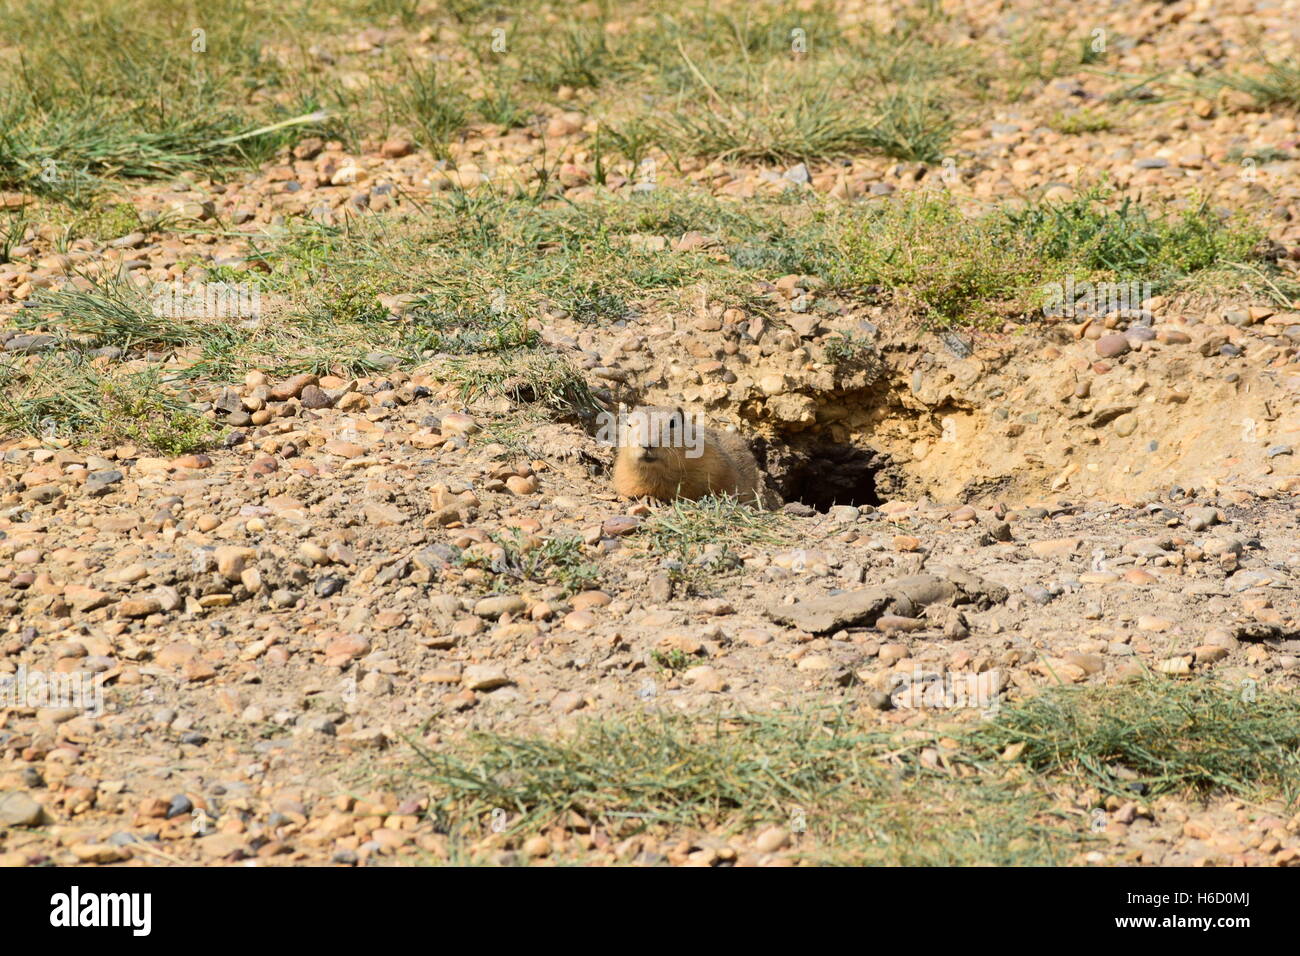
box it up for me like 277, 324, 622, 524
591, 298, 1300, 507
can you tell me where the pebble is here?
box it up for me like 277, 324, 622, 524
462, 665, 510, 691
0, 791, 46, 827
315, 576, 347, 598
1096, 334, 1130, 358
684, 665, 725, 691
270, 373, 317, 401
440, 413, 479, 436
755, 827, 791, 853
474, 594, 526, 619
1029, 538, 1081, 558
1185, 507, 1221, 531
602, 516, 641, 536
71, 844, 130, 864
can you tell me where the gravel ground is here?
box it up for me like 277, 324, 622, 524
2, 0, 1299, 866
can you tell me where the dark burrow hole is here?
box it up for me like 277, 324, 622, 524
759, 440, 888, 512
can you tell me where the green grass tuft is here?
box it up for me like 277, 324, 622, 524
0, 355, 221, 454
1051, 108, 1113, 134
1218, 56, 1300, 110
456, 530, 600, 597
411, 678, 1300, 864
972, 677, 1300, 801
412, 707, 1074, 865
837, 188, 1269, 327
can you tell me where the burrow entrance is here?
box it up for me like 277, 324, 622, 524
756, 438, 896, 512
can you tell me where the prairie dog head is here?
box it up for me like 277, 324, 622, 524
616, 406, 703, 464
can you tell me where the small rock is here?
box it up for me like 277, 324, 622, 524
602, 516, 640, 536
269, 373, 317, 401
683, 665, 725, 692
474, 594, 526, 619
462, 665, 511, 691
755, 826, 791, 853
381, 138, 414, 158
0, 791, 47, 827
1095, 334, 1130, 358
71, 843, 129, 864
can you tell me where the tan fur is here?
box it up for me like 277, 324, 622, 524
612, 406, 769, 507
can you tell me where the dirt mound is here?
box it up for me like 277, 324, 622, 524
587, 300, 1300, 508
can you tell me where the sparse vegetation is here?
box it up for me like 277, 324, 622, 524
837, 188, 1270, 327
21, 277, 197, 350
821, 330, 877, 368
1051, 108, 1113, 134
659, 57, 952, 163
971, 678, 1300, 801
1217, 55, 1300, 110
414, 706, 1075, 864
393, 60, 469, 159
414, 678, 1300, 863
0, 210, 28, 263
1225, 145, 1294, 165
0, 356, 220, 453
0, 0, 337, 199
640, 494, 789, 563
634, 494, 791, 593
457, 530, 600, 596
443, 352, 599, 420
651, 647, 695, 672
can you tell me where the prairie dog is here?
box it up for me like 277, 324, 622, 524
611, 406, 769, 507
